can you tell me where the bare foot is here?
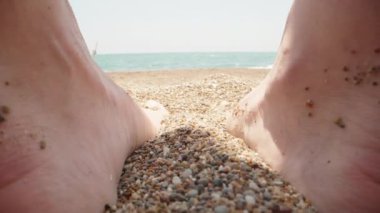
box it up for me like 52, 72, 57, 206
227, 1, 380, 212
0, 1, 165, 212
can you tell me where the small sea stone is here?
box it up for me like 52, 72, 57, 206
236, 198, 245, 210
168, 201, 188, 212
186, 189, 198, 197
213, 178, 223, 187
243, 190, 256, 196
240, 162, 251, 171
181, 169, 192, 178
172, 176, 182, 185
245, 195, 256, 206
273, 180, 284, 186
263, 190, 272, 201
214, 205, 229, 213
198, 178, 209, 187
163, 146, 170, 157
211, 192, 221, 200
169, 193, 186, 202
258, 178, 267, 187
199, 192, 211, 200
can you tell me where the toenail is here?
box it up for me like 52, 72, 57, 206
39, 140, 47, 150
334, 118, 346, 129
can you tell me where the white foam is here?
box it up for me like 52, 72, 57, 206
247, 64, 273, 69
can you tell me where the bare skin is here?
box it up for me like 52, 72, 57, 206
0, 0, 165, 212
228, 0, 380, 212
1, 0, 379, 212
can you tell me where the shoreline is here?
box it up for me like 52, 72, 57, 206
108, 68, 270, 88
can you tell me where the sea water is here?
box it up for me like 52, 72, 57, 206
93, 52, 276, 72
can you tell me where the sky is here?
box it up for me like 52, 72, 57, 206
69, 0, 293, 54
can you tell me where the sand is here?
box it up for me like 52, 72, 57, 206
106, 68, 317, 213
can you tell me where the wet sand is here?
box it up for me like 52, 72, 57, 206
106, 68, 317, 212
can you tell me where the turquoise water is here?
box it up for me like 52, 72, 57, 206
93, 52, 277, 72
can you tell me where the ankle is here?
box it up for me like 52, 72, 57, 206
0, 0, 91, 68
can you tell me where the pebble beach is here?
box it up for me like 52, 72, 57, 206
106, 68, 317, 213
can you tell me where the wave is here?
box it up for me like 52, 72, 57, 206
247, 64, 273, 69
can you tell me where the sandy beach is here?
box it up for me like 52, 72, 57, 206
106, 68, 317, 212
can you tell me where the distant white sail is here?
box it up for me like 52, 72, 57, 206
92, 42, 98, 56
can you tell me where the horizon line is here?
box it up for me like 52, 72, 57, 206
93, 50, 278, 55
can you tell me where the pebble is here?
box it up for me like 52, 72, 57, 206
163, 146, 170, 157
235, 198, 245, 210
180, 169, 192, 178
249, 181, 260, 191
245, 195, 256, 206
273, 180, 284, 186
168, 201, 188, 212
240, 162, 251, 171
186, 189, 198, 197
172, 176, 182, 185
211, 192, 221, 200
215, 205, 229, 213
243, 190, 256, 196
213, 178, 223, 187
258, 178, 268, 187
169, 193, 187, 202
263, 190, 272, 201
198, 178, 209, 187
160, 181, 169, 188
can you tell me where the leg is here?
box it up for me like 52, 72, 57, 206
0, 0, 165, 212
228, 0, 380, 212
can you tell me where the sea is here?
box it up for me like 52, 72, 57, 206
93, 52, 277, 72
